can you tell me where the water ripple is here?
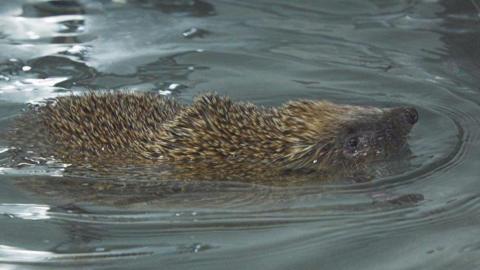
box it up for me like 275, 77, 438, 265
0, 244, 154, 264
0, 0, 480, 269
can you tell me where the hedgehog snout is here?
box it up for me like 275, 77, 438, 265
391, 107, 418, 126
402, 107, 418, 125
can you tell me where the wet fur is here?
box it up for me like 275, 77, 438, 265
8, 92, 414, 181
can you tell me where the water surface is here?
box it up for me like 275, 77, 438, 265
0, 0, 480, 269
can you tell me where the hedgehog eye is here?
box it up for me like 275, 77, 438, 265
347, 137, 359, 149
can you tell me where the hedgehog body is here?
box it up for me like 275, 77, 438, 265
10, 92, 418, 180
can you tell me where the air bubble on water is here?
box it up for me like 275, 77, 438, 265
182, 27, 208, 39
193, 244, 202, 253
158, 90, 172, 95
158, 83, 185, 94
183, 28, 198, 37
168, 83, 181, 90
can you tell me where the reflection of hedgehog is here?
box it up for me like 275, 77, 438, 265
11, 92, 418, 179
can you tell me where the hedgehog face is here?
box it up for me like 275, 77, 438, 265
279, 101, 418, 171
335, 106, 418, 167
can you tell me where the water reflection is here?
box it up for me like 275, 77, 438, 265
0, 0, 479, 269
0, 203, 50, 220
126, 0, 216, 17
3, 1, 94, 46
439, 0, 480, 84
21, 1, 88, 18
0, 244, 154, 264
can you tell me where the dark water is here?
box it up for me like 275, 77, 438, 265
0, 0, 480, 269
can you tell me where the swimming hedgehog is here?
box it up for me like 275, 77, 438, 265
9, 91, 418, 180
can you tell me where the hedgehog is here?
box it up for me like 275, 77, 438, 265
8, 91, 418, 181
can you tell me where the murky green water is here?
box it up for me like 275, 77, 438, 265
0, 0, 479, 269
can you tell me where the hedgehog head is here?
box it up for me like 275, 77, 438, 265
280, 100, 418, 170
